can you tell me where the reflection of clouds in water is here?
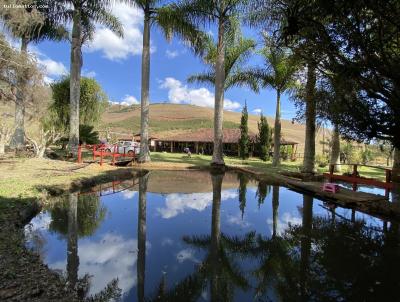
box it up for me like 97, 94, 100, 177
161, 237, 174, 246
24, 212, 52, 237
227, 213, 252, 228
50, 233, 140, 296
267, 212, 302, 235
122, 190, 137, 200
157, 190, 238, 219
176, 248, 200, 264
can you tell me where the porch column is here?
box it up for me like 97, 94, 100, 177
195, 142, 199, 154
170, 142, 173, 153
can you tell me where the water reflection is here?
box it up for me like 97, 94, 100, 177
24, 171, 400, 302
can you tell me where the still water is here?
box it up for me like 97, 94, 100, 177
25, 171, 400, 302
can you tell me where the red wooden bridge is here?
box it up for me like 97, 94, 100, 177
323, 163, 393, 196
77, 144, 137, 166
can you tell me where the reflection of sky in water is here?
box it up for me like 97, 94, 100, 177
25, 173, 390, 301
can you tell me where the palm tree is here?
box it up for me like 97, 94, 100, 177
234, 39, 299, 166
173, 0, 250, 166
1, 2, 67, 149
302, 62, 317, 174
53, 0, 123, 156
127, 1, 207, 163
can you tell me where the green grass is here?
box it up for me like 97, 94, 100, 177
150, 152, 388, 180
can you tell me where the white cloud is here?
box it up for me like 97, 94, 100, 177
157, 190, 238, 219
82, 70, 97, 78
160, 77, 241, 111
266, 212, 302, 236
37, 58, 68, 78
252, 108, 262, 115
176, 248, 200, 264
122, 190, 137, 200
165, 50, 179, 59
110, 94, 139, 106
227, 213, 252, 228
84, 3, 155, 61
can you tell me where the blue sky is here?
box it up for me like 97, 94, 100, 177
13, 2, 297, 120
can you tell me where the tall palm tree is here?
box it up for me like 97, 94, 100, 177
234, 40, 299, 166
53, 0, 123, 156
302, 62, 317, 174
173, 0, 250, 166
1, 2, 68, 149
127, 1, 207, 163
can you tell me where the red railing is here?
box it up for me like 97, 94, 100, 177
77, 144, 136, 165
323, 163, 393, 192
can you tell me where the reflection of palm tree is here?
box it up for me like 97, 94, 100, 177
147, 171, 253, 301
67, 193, 79, 290
272, 186, 279, 238
48, 193, 121, 300
300, 195, 313, 301
137, 172, 149, 302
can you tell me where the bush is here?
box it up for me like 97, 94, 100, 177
316, 154, 329, 168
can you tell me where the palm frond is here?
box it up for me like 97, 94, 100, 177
187, 72, 215, 86
86, 5, 123, 38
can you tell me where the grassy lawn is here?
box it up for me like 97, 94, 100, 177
150, 152, 388, 181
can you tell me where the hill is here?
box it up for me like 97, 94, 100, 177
100, 103, 328, 154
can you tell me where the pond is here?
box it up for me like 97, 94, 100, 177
25, 170, 400, 302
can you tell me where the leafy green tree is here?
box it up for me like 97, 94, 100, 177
126, 0, 207, 163
237, 173, 248, 218
50, 76, 108, 132
238, 102, 249, 159
175, 0, 251, 166
0, 1, 67, 149
257, 113, 271, 161
255, 181, 271, 208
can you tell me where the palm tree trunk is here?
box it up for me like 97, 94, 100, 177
139, 10, 151, 163
137, 172, 149, 302
272, 185, 279, 238
210, 171, 224, 301
69, 9, 82, 157
272, 90, 281, 166
67, 193, 79, 291
211, 18, 226, 166
330, 124, 341, 172
302, 62, 317, 175
393, 148, 400, 183
10, 37, 29, 150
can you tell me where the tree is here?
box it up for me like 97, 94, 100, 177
175, 0, 251, 166
50, 76, 109, 132
126, 1, 207, 163
238, 102, 249, 159
52, 0, 123, 156
0, 122, 13, 155
330, 124, 341, 172
257, 113, 271, 161
1, 0, 67, 149
234, 38, 299, 166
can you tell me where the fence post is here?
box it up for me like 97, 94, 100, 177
100, 148, 103, 166
329, 164, 334, 176
93, 145, 96, 161
386, 169, 392, 184
77, 145, 82, 163
353, 164, 358, 177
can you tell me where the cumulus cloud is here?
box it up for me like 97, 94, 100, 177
122, 190, 137, 200
252, 108, 262, 115
84, 3, 155, 61
37, 58, 68, 77
82, 70, 97, 78
110, 94, 139, 106
160, 77, 241, 111
157, 190, 238, 219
